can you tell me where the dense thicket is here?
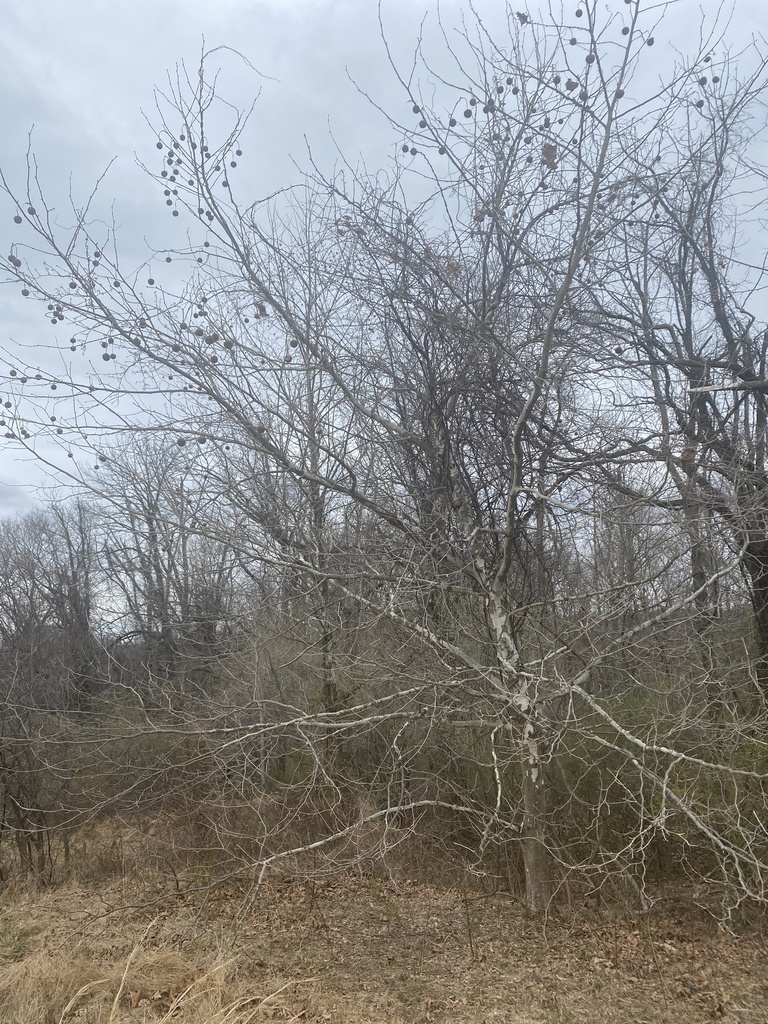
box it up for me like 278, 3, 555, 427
2, 2, 768, 920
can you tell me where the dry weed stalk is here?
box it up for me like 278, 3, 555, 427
57, 980, 109, 1024
107, 917, 158, 1023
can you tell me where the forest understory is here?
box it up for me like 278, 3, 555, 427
1, 821, 767, 1024
0, 835, 765, 1019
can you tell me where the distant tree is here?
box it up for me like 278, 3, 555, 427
96, 438, 247, 698
0, 502, 101, 707
605, 114, 768, 698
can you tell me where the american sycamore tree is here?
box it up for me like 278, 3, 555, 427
2, 2, 768, 917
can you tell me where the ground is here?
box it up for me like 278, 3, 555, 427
0, 871, 766, 1024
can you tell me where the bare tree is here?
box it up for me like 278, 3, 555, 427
592, 49, 768, 701
0, 503, 103, 707
95, 438, 247, 699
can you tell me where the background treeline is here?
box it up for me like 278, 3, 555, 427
0, 442, 758, 921
2, 2, 768, 920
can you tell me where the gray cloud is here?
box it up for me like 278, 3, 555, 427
0, 0, 764, 517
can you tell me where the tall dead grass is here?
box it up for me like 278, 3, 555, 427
0, 937, 315, 1024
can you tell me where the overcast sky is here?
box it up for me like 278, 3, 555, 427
0, 0, 766, 514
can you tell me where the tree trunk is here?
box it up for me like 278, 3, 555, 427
492, 593, 553, 914
520, 730, 552, 914
743, 542, 768, 700
683, 498, 723, 713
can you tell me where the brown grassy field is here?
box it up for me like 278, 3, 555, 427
0, 836, 766, 1024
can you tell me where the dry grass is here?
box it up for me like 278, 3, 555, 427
0, 937, 314, 1024
0, 954, 103, 1024
0, 940, 198, 1024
